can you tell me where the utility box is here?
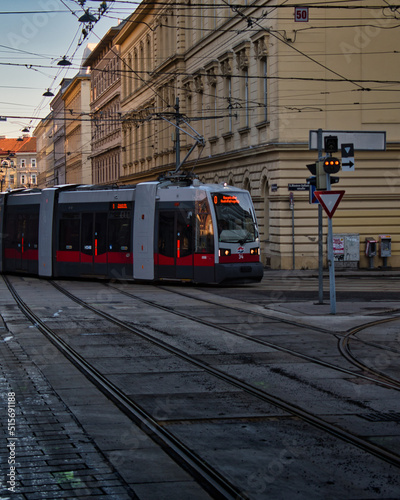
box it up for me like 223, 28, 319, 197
333, 233, 360, 268
379, 235, 391, 257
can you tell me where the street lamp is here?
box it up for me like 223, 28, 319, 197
57, 56, 72, 66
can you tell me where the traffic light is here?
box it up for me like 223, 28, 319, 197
306, 163, 317, 176
324, 135, 338, 153
323, 157, 341, 174
316, 160, 327, 190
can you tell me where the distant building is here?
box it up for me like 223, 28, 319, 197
35, 113, 53, 187
83, 25, 122, 185
63, 72, 92, 185
0, 137, 37, 191
51, 79, 73, 185
34, 49, 94, 188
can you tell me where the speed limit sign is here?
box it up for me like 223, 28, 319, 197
294, 7, 309, 22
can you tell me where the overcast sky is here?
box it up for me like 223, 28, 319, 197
0, 1, 127, 138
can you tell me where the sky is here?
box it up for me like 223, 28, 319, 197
0, 1, 131, 138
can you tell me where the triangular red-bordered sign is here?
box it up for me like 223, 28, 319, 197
314, 190, 345, 218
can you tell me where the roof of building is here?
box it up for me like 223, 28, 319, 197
0, 137, 37, 155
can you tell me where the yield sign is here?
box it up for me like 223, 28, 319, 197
314, 190, 345, 218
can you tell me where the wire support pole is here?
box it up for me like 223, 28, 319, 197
317, 128, 324, 305
175, 97, 181, 172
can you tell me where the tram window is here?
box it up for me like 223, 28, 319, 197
177, 211, 193, 257
4, 213, 18, 247
25, 214, 39, 248
158, 212, 175, 258
81, 214, 93, 254
108, 219, 131, 251
59, 218, 80, 251
195, 199, 214, 254
15, 214, 27, 247
94, 213, 107, 255
212, 192, 258, 244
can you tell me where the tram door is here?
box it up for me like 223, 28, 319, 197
80, 213, 108, 275
21, 213, 39, 273
4, 208, 39, 273
157, 209, 193, 279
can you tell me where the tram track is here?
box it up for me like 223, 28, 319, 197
41, 278, 400, 469
3, 275, 245, 500
5, 274, 400, 493
338, 318, 400, 389
105, 282, 400, 392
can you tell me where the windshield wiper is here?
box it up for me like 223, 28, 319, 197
238, 232, 254, 245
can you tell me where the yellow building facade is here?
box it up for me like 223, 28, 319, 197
112, 0, 400, 269
63, 75, 92, 185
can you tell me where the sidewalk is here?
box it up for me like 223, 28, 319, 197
254, 267, 400, 330
262, 267, 400, 278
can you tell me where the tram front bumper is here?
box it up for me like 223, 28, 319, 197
215, 262, 264, 284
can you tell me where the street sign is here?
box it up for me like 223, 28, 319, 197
309, 130, 386, 151
309, 184, 318, 204
342, 158, 355, 171
341, 143, 354, 157
295, 6, 309, 22
341, 143, 355, 171
314, 190, 345, 219
288, 183, 309, 191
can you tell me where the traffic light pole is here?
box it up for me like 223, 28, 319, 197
317, 129, 324, 305
311, 129, 339, 312
326, 174, 337, 314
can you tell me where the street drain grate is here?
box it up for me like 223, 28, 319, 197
359, 412, 400, 422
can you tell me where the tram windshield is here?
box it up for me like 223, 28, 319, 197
212, 192, 258, 244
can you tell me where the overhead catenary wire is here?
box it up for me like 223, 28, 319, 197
1, 0, 399, 136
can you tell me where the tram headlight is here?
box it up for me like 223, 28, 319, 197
219, 248, 231, 257
250, 248, 259, 255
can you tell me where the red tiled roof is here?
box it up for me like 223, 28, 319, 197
0, 137, 36, 155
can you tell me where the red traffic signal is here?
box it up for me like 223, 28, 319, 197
323, 157, 341, 174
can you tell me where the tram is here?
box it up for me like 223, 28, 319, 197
0, 177, 263, 284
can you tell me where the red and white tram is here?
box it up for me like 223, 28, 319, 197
0, 178, 263, 284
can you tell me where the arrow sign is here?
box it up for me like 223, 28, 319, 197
341, 143, 355, 171
342, 158, 355, 171
314, 190, 345, 218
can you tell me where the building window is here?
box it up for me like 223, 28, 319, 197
244, 68, 249, 129
254, 35, 269, 123
21, 175, 26, 184
31, 158, 36, 168
262, 59, 267, 122
234, 43, 250, 130
31, 174, 37, 184
21, 159, 26, 168
193, 73, 204, 137
206, 63, 218, 137
219, 53, 234, 135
